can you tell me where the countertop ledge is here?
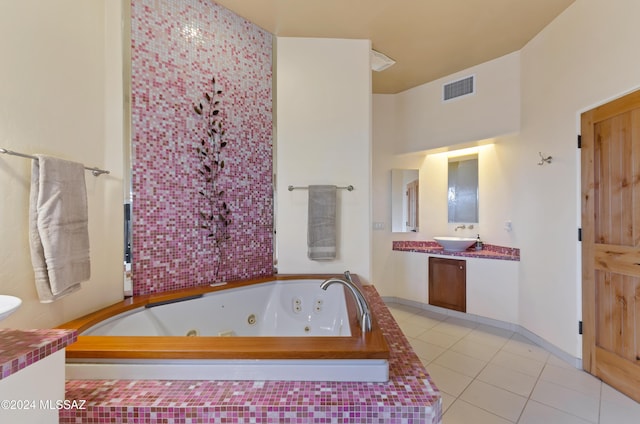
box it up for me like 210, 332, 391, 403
393, 240, 520, 261
0, 328, 77, 381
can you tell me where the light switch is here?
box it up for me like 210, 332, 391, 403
373, 222, 385, 230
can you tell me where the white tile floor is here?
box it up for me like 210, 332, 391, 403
385, 302, 640, 424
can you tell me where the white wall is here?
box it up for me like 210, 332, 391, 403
372, 0, 640, 359
372, 53, 520, 298
372, 94, 426, 295
275, 37, 372, 281
0, 0, 124, 328
395, 51, 521, 154
0, 350, 65, 423
372, 59, 519, 298
514, 0, 640, 358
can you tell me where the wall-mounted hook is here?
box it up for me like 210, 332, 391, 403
538, 152, 552, 165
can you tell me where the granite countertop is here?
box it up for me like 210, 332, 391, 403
0, 328, 77, 380
393, 240, 520, 261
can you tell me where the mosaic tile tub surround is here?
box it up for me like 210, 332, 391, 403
0, 329, 76, 380
61, 286, 442, 423
131, 0, 274, 296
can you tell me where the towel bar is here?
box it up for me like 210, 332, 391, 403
0, 147, 110, 177
288, 185, 354, 191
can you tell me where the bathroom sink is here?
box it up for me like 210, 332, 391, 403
0, 295, 22, 321
434, 237, 477, 252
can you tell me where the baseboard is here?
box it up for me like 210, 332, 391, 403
382, 296, 582, 369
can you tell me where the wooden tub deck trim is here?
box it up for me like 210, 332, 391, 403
57, 274, 390, 361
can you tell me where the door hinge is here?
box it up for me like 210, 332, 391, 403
578, 228, 582, 241
578, 320, 583, 335
577, 134, 582, 148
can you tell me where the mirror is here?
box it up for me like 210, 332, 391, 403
448, 155, 478, 223
391, 169, 419, 232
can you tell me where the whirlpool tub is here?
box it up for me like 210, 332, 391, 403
58, 275, 389, 382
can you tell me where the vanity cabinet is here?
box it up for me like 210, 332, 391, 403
391, 242, 519, 325
428, 257, 466, 312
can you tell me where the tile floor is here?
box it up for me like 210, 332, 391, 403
385, 302, 640, 424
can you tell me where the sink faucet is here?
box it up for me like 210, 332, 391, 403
454, 224, 474, 231
320, 271, 372, 333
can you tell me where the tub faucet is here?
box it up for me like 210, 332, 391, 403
320, 272, 372, 334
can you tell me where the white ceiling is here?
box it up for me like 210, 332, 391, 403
213, 0, 576, 94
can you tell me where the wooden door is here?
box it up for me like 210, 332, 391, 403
429, 257, 466, 312
581, 90, 640, 402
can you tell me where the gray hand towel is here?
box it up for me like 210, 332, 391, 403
29, 155, 91, 303
307, 185, 337, 260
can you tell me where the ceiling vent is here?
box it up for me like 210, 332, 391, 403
443, 75, 475, 102
370, 49, 396, 72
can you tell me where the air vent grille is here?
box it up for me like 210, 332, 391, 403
443, 75, 475, 101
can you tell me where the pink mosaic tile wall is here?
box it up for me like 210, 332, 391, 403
131, 0, 273, 295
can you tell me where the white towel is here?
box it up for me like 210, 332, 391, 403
307, 185, 337, 260
29, 155, 90, 303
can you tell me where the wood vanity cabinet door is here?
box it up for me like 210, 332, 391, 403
428, 257, 466, 312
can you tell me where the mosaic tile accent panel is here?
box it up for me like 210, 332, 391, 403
131, 0, 273, 295
392, 240, 520, 261
0, 329, 76, 380
61, 286, 442, 423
